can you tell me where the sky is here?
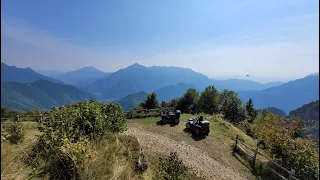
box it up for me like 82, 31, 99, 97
1, 0, 319, 82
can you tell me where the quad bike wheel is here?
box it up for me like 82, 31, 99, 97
195, 128, 200, 135
186, 123, 190, 129
174, 119, 180, 124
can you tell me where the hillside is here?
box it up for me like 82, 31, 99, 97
117, 91, 148, 111
85, 64, 211, 100
1, 63, 63, 84
155, 83, 195, 101
238, 75, 319, 113
289, 100, 319, 140
211, 79, 283, 92
289, 100, 319, 121
1, 80, 96, 111
258, 107, 286, 116
85, 63, 284, 101
54, 66, 111, 88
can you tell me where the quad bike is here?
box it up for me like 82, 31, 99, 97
161, 110, 181, 124
186, 116, 210, 136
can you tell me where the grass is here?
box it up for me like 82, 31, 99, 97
1, 121, 41, 180
1, 121, 144, 180
1, 113, 272, 180
127, 113, 271, 180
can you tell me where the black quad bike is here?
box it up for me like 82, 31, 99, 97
186, 116, 210, 136
161, 110, 181, 124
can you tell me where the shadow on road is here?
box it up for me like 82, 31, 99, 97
183, 128, 206, 141
156, 120, 179, 127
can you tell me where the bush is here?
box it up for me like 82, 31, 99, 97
251, 113, 319, 179
154, 152, 188, 180
2, 122, 25, 144
28, 101, 127, 179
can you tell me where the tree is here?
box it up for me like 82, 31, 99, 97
219, 90, 247, 123
176, 88, 199, 113
245, 98, 258, 123
139, 92, 159, 109
1, 106, 21, 120
198, 86, 219, 114
160, 100, 167, 108
251, 114, 318, 179
167, 98, 178, 108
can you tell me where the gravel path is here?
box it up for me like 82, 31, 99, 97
124, 127, 247, 180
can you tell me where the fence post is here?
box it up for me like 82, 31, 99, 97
234, 135, 238, 150
289, 168, 295, 180
251, 148, 259, 168
16, 115, 20, 122
40, 115, 43, 123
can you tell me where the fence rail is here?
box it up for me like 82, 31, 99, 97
233, 135, 298, 180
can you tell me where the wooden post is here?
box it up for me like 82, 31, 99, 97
16, 115, 20, 122
252, 148, 259, 168
289, 168, 295, 180
234, 135, 238, 150
40, 115, 43, 123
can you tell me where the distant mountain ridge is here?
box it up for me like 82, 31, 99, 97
1, 62, 63, 84
258, 107, 287, 116
85, 63, 283, 101
54, 66, 111, 88
116, 91, 147, 111
289, 100, 319, 121
238, 75, 319, 113
85, 63, 212, 100
1, 80, 96, 112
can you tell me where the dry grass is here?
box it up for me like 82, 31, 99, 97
1, 122, 41, 180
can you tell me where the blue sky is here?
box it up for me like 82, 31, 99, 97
1, 0, 319, 82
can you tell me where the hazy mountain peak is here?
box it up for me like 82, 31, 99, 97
307, 72, 319, 77
128, 63, 145, 68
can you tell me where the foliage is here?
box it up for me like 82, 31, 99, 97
251, 112, 319, 179
139, 92, 159, 109
198, 86, 219, 114
2, 122, 25, 144
177, 88, 199, 113
27, 100, 127, 179
160, 100, 168, 108
1, 106, 21, 120
168, 98, 179, 108
154, 152, 188, 180
245, 98, 258, 123
219, 90, 247, 123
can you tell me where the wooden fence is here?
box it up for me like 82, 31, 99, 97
234, 135, 298, 180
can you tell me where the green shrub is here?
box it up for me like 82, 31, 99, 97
2, 122, 25, 144
27, 100, 127, 179
154, 152, 188, 180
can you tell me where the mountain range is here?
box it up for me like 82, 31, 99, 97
52, 67, 111, 88
1, 63, 63, 84
1, 62, 318, 113
238, 74, 319, 113
1, 80, 96, 112
83, 63, 284, 100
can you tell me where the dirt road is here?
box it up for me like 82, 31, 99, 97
124, 126, 247, 180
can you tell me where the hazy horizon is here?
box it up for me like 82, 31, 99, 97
3, 61, 317, 84
1, 0, 319, 80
